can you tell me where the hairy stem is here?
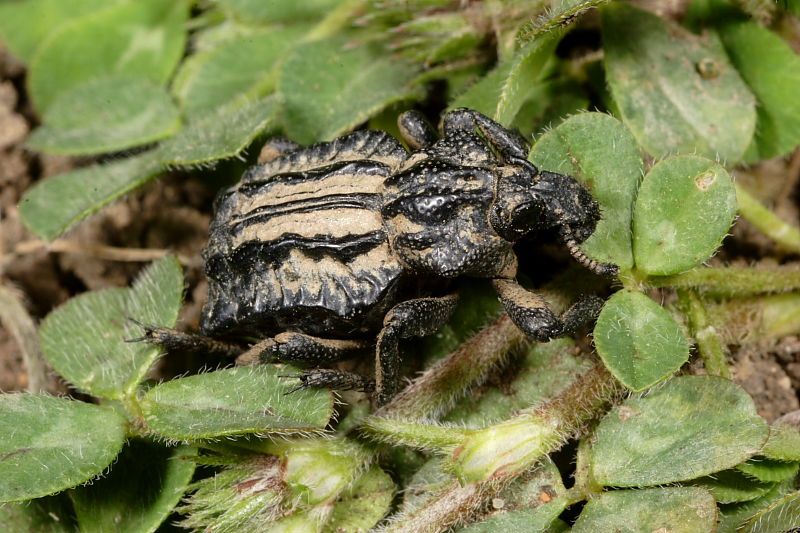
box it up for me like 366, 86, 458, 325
736, 184, 800, 254
706, 293, 800, 344
649, 264, 800, 297
361, 418, 466, 451
305, 0, 367, 41
678, 289, 731, 378
382, 362, 622, 532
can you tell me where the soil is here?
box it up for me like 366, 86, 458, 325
1, 45, 799, 423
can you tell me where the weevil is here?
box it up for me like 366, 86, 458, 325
135, 108, 617, 405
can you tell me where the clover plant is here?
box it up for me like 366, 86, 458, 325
2, 0, 800, 532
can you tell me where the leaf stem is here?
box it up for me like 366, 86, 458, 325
382, 362, 622, 532
678, 289, 731, 379
735, 184, 800, 254
305, 0, 367, 42
0, 284, 51, 393
360, 418, 466, 451
649, 265, 800, 297
6, 238, 199, 267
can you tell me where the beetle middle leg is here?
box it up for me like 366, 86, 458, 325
283, 294, 459, 405
492, 278, 604, 342
241, 332, 371, 367
374, 293, 459, 405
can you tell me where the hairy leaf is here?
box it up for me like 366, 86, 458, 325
28, 76, 180, 155
28, 0, 188, 112
693, 469, 775, 504
633, 156, 736, 276
0, 0, 126, 62
19, 151, 163, 241
719, 21, 800, 160
215, 0, 341, 23
172, 27, 306, 117
572, 487, 716, 533
592, 376, 768, 486
70, 441, 196, 533
531, 112, 642, 271
602, 3, 756, 162
39, 256, 183, 399
279, 37, 420, 143
0, 395, 127, 502
594, 290, 689, 391
740, 490, 800, 533
141, 366, 334, 438
157, 96, 277, 165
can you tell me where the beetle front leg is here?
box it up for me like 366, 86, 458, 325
375, 293, 459, 405
492, 279, 604, 342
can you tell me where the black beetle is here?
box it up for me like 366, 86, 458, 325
135, 108, 616, 405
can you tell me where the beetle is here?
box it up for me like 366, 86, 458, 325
134, 108, 617, 405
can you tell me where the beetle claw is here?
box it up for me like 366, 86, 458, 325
279, 374, 311, 395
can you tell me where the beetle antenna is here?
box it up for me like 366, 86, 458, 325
558, 226, 619, 278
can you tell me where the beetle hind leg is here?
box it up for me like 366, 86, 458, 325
126, 319, 245, 358
492, 279, 604, 342
257, 138, 301, 164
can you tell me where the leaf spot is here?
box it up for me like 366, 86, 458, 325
694, 170, 716, 191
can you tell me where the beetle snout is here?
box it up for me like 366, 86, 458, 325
568, 186, 601, 243
531, 170, 602, 244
